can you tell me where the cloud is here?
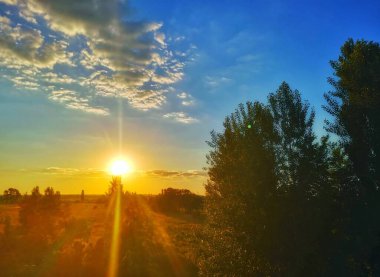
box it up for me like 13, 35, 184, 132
177, 92, 196, 106
0, 0, 191, 114
0, 167, 107, 177
154, 32, 166, 46
49, 90, 109, 115
163, 112, 199, 124
205, 75, 232, 88
0, 16, 71, 67
145, 169, 207, 178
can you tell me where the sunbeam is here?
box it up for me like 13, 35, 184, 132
107, 176, 122, 277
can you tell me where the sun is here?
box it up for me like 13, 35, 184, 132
109, 159, 133, 176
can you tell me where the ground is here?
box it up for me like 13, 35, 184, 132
0, 195, 202, 276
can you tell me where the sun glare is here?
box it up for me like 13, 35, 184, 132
109, 159, 133, 176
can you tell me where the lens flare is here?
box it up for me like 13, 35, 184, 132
107, 178, 122, 277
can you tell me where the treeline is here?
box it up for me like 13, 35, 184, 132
1, 185, 204, 214
149, 188, 203, 216
1, 187, 61, 203
200, 38, 380, 276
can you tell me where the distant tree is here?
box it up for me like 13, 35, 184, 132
155, 188, 203, 214
324, 38, 380, 275
106, 177, 123, 197
31, 186, 41, 198
81, 189, 85, 202
2, 187, 21, 203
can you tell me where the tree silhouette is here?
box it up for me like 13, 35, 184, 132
106, 176, 123, 197
202, 83, 334, 276
2, 187, 21, 203
267, 82, 331, 275
324, 38, 380, 275
202, 100, 278, 275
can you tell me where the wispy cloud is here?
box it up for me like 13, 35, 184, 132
39, 167, 105, 176
145, 169, 207, 178
0, 0, 192, 114
49, 90, 109, 115
177, 92, 196, 106
204, 75, 232, 88
163, 112, 199, 124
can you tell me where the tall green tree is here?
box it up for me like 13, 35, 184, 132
201, 101, 278, 276
269, 82, 329, 196
268, 83, 331, 276
201, 83, 331, 276
324, 38, 380, 192
324, 38, 380, 275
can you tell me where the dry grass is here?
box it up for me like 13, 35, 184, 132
0, 196, 202, 276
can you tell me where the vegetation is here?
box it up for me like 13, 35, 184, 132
151, 188, 203, 215
0, 182, 202, 277
200, 38, 380, 276
2, 187, 21, 203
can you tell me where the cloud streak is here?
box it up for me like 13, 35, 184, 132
163, 112, 199, 124
4, 167, 207, 179
145, 169, 207, 178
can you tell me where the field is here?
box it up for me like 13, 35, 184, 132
0, 194, 202, 277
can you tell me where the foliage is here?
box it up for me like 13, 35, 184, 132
202, 100, 279, 275
2, 187, 21, 203
201, 80, 357, 276
324, 38, 380, 275
0, 184, 202, 276
153, 188, 203, 215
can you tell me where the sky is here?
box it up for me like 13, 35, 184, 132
0, 0, 379, 194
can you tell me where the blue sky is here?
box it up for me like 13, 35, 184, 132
0, 0, 379, 193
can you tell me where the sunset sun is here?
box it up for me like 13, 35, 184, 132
109, 159, 133, 176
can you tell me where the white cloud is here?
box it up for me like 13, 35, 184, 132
177, 92, 196, 106
154, 32, 166, 47
163, 112, 199, 124
18, 7, 38, 24
177, 92, 188, 99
